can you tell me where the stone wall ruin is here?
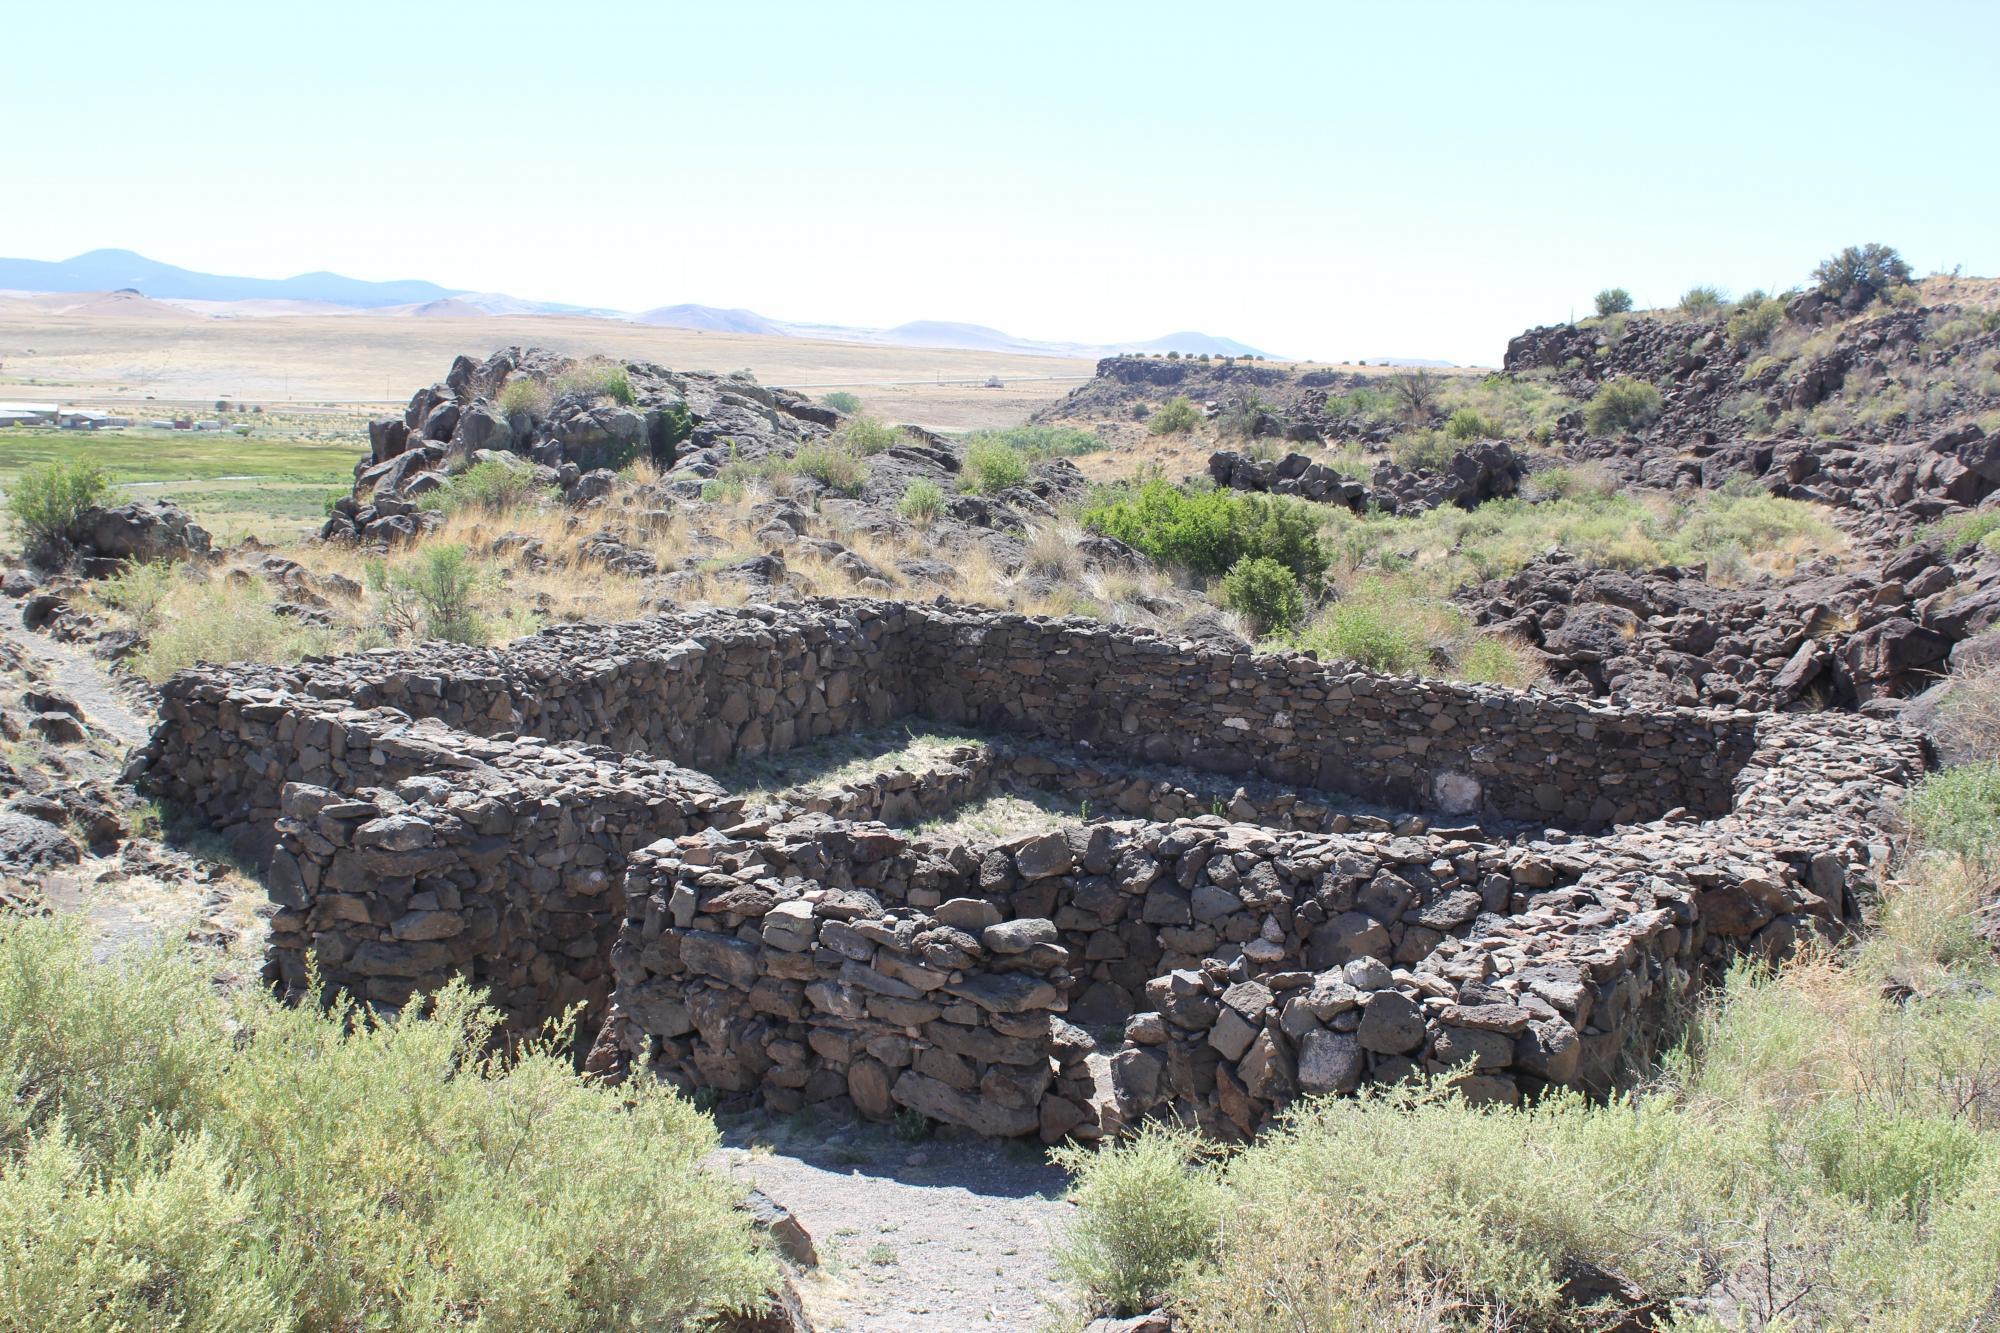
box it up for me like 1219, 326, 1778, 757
133, 598, 1927, 1140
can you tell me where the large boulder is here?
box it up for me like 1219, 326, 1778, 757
57, 501, 211, 575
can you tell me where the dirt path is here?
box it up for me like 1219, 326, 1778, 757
716, 1111, 1077, 1331
0, 603, 151, 749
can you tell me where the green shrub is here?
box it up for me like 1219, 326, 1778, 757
1679, 284, 1726, 316
961, 438, 1030, 494
1443, 407, 1498, 441
1082, 478, 1325, 585
820, 390, 863, 414
0, 916, 774, 1328
1582, 379, 1664, 435
5, 458, 112, 546
1389, 429, 1455, 471
1813, 242, 1912, 306
1219, 556, 1305, 635
1904, 762, 2000, 866
496, 376, 551, 418
1727, 297, 1786, 346
836, 415, 904, 455
794, 442, 869, 496
552, 361, 635, 406
421, 458, 558, 515
367, 544, 489, 644
896, 477, 946, 526
1593, 287, 1634, 317
1294, 597, 1424, 673
1050, 1125, 1222, 1317
1146, 395, 1201, 436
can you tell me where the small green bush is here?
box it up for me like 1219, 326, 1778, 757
793, 443, 869, 496
367, 544, 489, 644
1220, 556, 1305, 635
896, 477, 946, 526
961, 438, 1029, 494
552, 362, 635, 406
820, 390, 863, 414
1146, 395, 1201, 436
1594, 287, 1634, 317
1727, 297, 1786, 346
1679, 285, 1726, 316
496, 376, 551, 418
1389, 429, 1455, 471
421, 458, 558, 515
1050, 1125, 1222, 1317
5, 458, 112, 546
1082, 478, 1325, 586
1296, 597, 1424, 673
1443, 407, 1498, 441
1904, 761, 2000, 866
837, 415, 904, 455
1582, 379, 1664, 435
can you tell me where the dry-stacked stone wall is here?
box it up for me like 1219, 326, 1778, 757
132, 598, 1929, 1139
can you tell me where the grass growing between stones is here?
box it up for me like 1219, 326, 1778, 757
1053, 753, 2000, 1330
711, 724, 985, 803
0, 917, 776, 1328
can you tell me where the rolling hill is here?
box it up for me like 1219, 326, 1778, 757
0, 249, 1279, 359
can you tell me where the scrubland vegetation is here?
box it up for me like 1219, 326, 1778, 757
1056, 725, 2000, 1329
0, 920, 776, 1327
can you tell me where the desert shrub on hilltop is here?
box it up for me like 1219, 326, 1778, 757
1582, 378, 1664, 435
1679, 284, 1727, 316
0, 917, 775, 1327
5, 458, 112, 547
1813, 242, 1913, 308
1594, 287, 1635, 317
1147, 395, 1202, 436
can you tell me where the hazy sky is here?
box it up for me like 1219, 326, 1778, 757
8, 0, 1998, 364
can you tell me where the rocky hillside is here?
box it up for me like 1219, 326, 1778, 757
1026, 283, 2000, 718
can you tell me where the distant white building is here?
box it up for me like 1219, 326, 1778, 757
0, 401, 57, 425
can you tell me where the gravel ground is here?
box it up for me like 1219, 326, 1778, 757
716, 1109, 1079, 1332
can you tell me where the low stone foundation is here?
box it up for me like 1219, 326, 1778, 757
132, 598, 1928, 1138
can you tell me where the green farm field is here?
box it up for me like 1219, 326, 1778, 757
0, 426, 366, 542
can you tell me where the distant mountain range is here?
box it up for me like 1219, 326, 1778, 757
0, 249, 1277, 360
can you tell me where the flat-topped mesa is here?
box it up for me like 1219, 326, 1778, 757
131, 597, 1929, 1139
